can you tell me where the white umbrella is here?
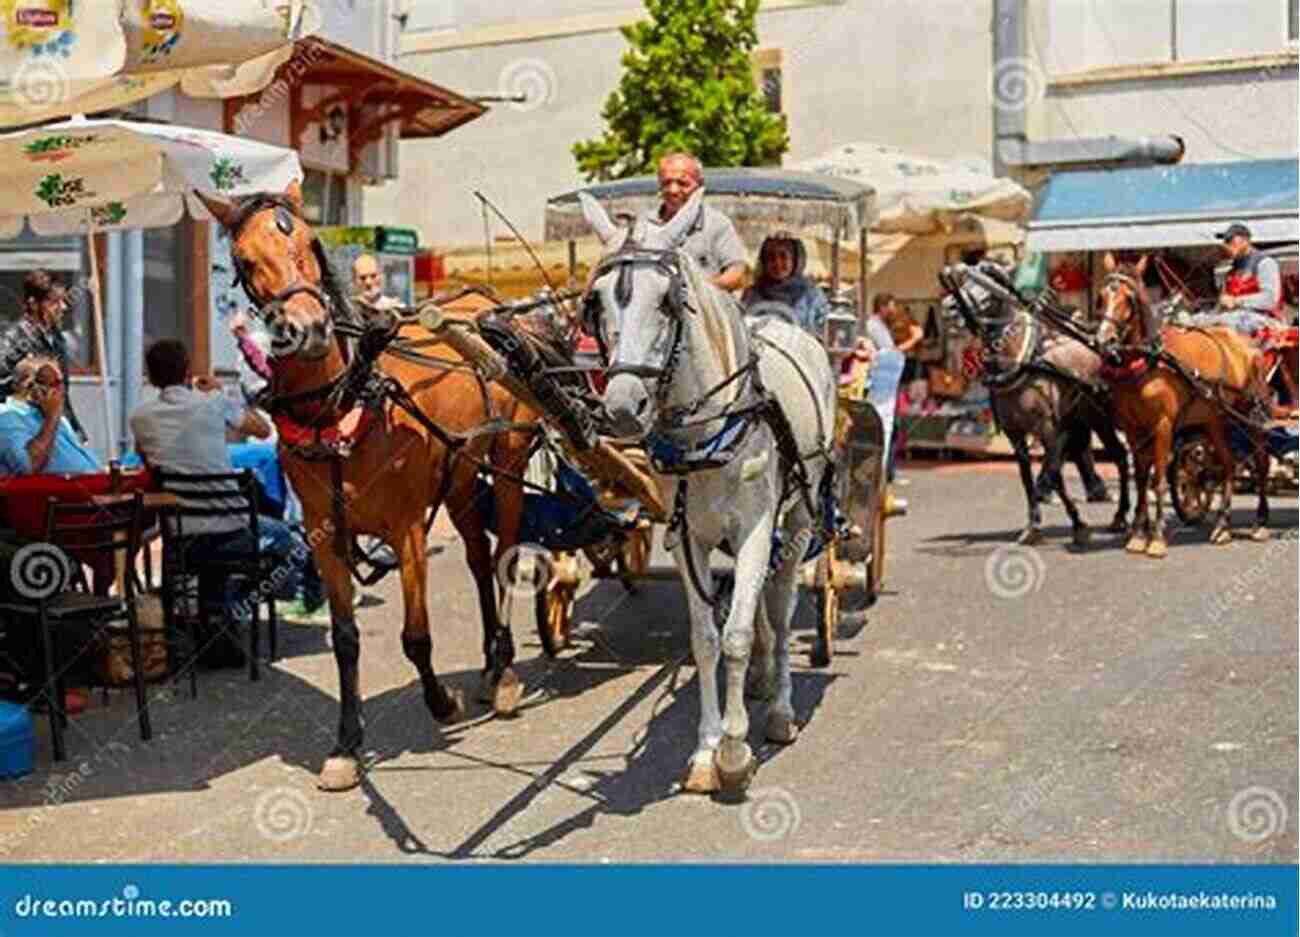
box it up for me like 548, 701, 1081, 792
0, 116, 303, 455
793, 142, 1032, 235
0, 1, 321, 128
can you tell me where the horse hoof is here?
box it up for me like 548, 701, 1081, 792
1250, 526, 1270, 542
1017, 527, 1043, 546
682, 756, 720, 794
1072, 526, 1092, 548
1210, 528, 1232, 546
317, 755, 361, 792
1125, 535, 1149, 554
1145, 539, 1168, 559
766, 710, 799, 745
491, 667, 523, 718
434, 689, 467, 726
715, 739, 757, 795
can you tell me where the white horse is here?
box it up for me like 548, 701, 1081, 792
580, 189, 836, 795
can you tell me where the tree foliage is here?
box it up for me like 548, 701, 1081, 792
573, 0, 789, 181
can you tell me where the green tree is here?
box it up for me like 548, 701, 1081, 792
573, 0, 788, 181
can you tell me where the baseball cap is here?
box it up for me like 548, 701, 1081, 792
1214, 222, 1251, 241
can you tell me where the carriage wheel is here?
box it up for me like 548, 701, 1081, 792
811, 548, 837, 668
537, 581, 575, 658
1168, 432, 1217, 527
868, 491, 887, 606
617, 525, 652, 592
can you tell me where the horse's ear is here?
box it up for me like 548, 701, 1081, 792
284, 179, 304, 215
659, 187, 704, 247
193, 190, 237, 229
1103, 252, 1117, 273
579, 192, 620, 247
1135, 254, 1149, 277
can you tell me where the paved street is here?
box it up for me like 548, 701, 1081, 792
2, 460, 1295, 863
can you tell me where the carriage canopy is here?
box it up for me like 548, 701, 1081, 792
544, 168, 877, 248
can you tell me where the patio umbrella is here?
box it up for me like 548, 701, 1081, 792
0, 116, 303, 455
793, 142, 1032, 235
0, 1, 321, 128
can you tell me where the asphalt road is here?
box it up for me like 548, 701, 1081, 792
2, 460, 1296, 863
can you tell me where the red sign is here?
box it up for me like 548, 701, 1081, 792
14, 8, 59, 27
150, 12, 176, 29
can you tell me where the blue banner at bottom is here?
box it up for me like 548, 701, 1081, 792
1, 864, 1295, 937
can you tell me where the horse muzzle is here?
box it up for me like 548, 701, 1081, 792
602, 372, 653, 438
269, 315, 333, 360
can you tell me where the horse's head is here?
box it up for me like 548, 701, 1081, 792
196, 182, 346, 366
580, 188, 702, 438
1097, 253, 1151, 347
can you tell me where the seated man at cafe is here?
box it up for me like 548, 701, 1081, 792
130, 340, 323, 667
742, 233, 831, 338
0, 356, 102, 477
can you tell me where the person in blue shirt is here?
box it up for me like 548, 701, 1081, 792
742, 233, 831, 338
0, 356, 102, 476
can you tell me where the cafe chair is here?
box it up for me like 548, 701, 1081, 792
154, 469, 279, 684
0, 493, 150, 763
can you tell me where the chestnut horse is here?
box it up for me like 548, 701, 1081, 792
197, 183, 537, 791
1097, 253, 1271, 557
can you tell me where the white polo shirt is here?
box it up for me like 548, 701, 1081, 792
130, 385, 245, 536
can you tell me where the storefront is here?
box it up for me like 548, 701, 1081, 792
1026, 158, 1300, 321
0, 36, 484, 459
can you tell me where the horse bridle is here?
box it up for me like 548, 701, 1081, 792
583, 241, 692, 402
229, 196, 350, 354
1099, 271, 1146, 343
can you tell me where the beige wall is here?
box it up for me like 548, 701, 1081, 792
1025, 0, 1299, 162
366, 0, 996, 247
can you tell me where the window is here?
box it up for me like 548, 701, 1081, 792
302, 169, 349, 226
142, 225, 191, 353
1289, 0, 1298, 41
752, 49, 784, 115
0, 232, 98, 373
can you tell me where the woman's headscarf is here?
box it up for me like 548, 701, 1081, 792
748, 233, 813, 307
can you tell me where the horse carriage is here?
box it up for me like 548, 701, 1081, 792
522, 168, 907, 666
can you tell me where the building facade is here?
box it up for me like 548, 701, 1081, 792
0, 1, 484, 460
367, 0, 997, 247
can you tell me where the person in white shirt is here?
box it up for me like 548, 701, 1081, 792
130, 340, 321, 666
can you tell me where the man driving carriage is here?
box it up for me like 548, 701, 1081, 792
639, 153, 748, 292
1186, 222, 1285, 333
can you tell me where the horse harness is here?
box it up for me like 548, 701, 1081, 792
584, 240, 832, 609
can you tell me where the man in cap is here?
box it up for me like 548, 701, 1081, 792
638, 152, 747, 292
1188, 222, 1284, 335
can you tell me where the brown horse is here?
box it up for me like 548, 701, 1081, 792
1096, 253, 1271, 557
197, 182, 538, 791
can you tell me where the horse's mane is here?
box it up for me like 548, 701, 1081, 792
1111, 260, 1158, 343
226, 193, 356, 325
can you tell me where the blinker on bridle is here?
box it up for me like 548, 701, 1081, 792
229, 198, 336, 330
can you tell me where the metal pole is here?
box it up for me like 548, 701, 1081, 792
858, 226, 869, 327
568, 240, 577, 289
830, 224, 841, 294
86, 234, 116, 458
123, 230, 144, 454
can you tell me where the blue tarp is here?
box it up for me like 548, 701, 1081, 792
1028, 158, 1299, 251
